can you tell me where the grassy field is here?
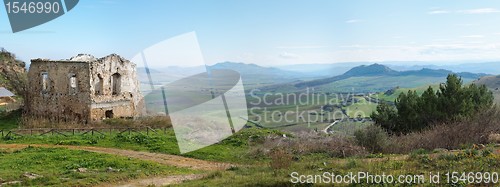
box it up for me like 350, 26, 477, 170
1, 120, 499, 186
0, 128, 284, 164
313, 76, 473, 93
376, 85, 440, 102
343, 97, 377, 118
177, 145, 500, 186
0, 146, 195, 187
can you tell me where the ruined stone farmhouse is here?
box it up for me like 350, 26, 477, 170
26, 54, 143, 122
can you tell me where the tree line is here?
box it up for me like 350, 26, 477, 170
372, 74, 494, 134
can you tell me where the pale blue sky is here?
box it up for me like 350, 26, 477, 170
1, 0, 500, 66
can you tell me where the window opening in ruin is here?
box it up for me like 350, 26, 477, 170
41, 72, 49, 92
69, 73, 78, 95
105, 110, 114, 118
95, 74, 103, 95
111, 73, 121, 95
70, 75, 77, 88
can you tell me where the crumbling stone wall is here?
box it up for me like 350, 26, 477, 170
27, 60, 91, 122
26, 54, 143, 122
88, 54, 144, 121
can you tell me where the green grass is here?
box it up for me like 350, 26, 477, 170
343, 97, 377, 118
313, 76, 473, 93
376, 84, 440, 102
177, 147, 500, 186
0, 128, 284, 164
0, 146, 195, 187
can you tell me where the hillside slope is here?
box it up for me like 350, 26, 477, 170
474, 75, 500, 104
0, 49, 27, 96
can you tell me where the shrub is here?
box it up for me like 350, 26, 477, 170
250, 131, 367, 159
136, 116, 172, 128
102, 118, 136, 127
268, 148, 292, 170
354, 125, 389, 153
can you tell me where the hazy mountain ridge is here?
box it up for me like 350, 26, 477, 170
295, 63, 488, 88
137, 62, 328, 90
277, 61, 500, 76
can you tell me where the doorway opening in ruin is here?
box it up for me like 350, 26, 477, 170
111, 73, 121, 95
105, 110, 114, 118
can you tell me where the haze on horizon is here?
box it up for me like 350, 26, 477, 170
1, 0, 500, 67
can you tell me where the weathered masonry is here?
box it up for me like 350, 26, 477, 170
26, 54, 143, 122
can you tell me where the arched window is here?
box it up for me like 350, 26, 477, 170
111, 73, 121, 95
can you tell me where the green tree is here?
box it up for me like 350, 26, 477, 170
370, 101, 398, 133
395, 90, 423, 133
419, 86, 439, 123
372, 74, 494, 134
437, 74, 465, 120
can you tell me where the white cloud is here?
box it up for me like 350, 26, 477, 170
275, 45, 329, 49
461, 35, 485, 38
345, 19, 363, 23
428, 10, 450, 14
455, 23, 479, 27
459, 8, 500, 14
279, 52, 300, 59
428, 8, 500, 15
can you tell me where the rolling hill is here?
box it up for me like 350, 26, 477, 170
474, 75, 500, 104
207, 62, 321, 86
136, 62, 327, 92
287, 64, 487, 93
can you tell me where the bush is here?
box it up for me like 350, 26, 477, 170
354, 125, 389, 153
102, 118, 136, 126
249, 131, 367, 159
268, 148, 292, 170
136, 116, 172, 128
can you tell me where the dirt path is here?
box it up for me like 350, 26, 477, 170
96, 174, 205, 187
0, 144, 233, 186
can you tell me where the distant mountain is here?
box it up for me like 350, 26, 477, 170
276, 62, 364, 77
208, 62, 310, 87
137, 62, 327, 90
278, 61, 500, 76
387, 62, 500, 75
343, 63, 398, 76
295, 63, 488, 89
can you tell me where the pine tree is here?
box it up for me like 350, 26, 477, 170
371, 101, 398, 133
372, 73, 494, 134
